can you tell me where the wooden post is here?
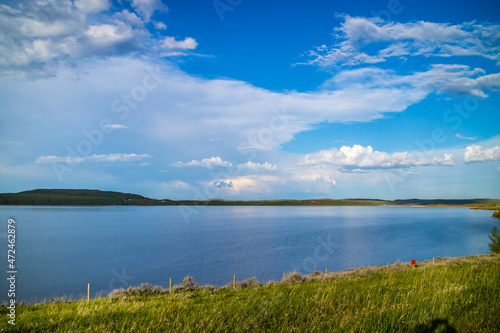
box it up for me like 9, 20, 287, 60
169, 278, 172, 293
325, 268, 328, 275
233, 274, 236, 288
283, 271, 286, 280
87, 283, 91, 301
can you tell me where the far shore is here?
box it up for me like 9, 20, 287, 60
1, 189, 500, 210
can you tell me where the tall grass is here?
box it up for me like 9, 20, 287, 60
2, 254, 499, 332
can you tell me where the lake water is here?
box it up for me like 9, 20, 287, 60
0, 205, 496, 303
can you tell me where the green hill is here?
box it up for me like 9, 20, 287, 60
2, 254, 499, 332
0, 189, 167, 206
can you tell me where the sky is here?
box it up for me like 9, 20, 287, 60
0, 0, 500, 200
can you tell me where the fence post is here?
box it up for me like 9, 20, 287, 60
325, 268, 328, 275
283, 271, 286, 280
87, 283, 91, 301
169, 278, 172, 293
233, 274, 236, 288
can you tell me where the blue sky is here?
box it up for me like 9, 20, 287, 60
1, 0, 500, 200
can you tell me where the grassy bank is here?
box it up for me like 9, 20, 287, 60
2, 254, 499, 332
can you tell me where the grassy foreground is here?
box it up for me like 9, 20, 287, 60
1, 255, 499, 332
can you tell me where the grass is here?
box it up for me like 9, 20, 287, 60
2, 254, 499, 332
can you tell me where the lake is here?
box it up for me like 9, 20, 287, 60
0, 205, 496, 303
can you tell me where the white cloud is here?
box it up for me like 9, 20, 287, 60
104, 124, 128, 129
35, 153, 152, 164
304, 15, 500, 67
464, 144, 500, 163
130, 0, 168, 21
0, 2, 149, 76
0, 57, 436, 153
207, 175, 281, 195
171, 156, 233, 168
236, 161, 277, 171
0, 1, 175, 77
154, 21, 167, 30
455, 133, 477, 140
161, 51, 188, 57
302, 145, 454, 169
113, 10, 144, 28
323, 64, 499, 98
161, 36, 198, 50
171, 158, 277, 174
75, 0, 111, 14
83, 23, 137, 47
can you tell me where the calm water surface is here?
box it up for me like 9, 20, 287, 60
0, 205, 495, 303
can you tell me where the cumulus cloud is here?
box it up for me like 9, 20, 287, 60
302, 145, 454, 169
213, 180, 233, 188
35, 153, 152, 164
161, 36, 198, 50
0, 0, 190, 76
207, 175, 281, 195
304, 15, 500, 67
171, 156, 233, 168
130, 0, 168, 21
113, 10, 145, 28
153, 21, 167, 30
464, 144, 500, 163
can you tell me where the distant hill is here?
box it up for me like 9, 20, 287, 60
0, 189, 499, 208
0, 189, 172, 206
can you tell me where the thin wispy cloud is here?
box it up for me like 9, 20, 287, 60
35, 153, 152, 165
171, 157, 233, 169
455, 133, 477, 140
104, 124, 129, 129
303, 15, 500, 67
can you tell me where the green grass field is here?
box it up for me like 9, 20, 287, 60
2, 254, 499, 332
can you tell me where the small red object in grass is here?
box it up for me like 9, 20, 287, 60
411, 259, 416, 265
